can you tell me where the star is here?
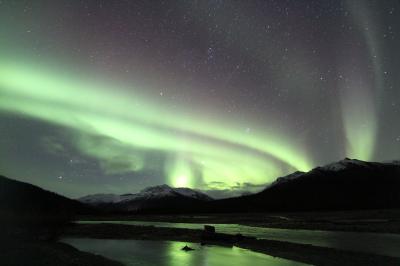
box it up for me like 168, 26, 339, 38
0, 0, 399, 198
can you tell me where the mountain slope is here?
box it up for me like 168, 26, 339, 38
0, 175, 88, 223
206, 159, 400, 212
78, 184, 213, 213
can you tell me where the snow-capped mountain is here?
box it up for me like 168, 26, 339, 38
79, 158, 400, 213
208, 158, 400, 213
139, 184, 212, 201
78, 184, 212, 212
78, 193, 133, 205
268, 158, 392, 190
319, 158, 372, 171
267, 171, 305, 188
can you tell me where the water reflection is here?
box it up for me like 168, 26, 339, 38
62, 238, 308, 266
78, 220, 400, 257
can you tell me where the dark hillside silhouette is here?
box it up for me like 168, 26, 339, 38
0, 175, 90, 240
206, 159, 400, 213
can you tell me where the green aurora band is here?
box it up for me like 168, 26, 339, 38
337, 0, 381, 161
196, 0, 382, 163
0, 59, 312, 189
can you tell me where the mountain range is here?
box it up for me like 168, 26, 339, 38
78, 184, 213, 213
206, 158, 400, 212
2, 158, 400, 215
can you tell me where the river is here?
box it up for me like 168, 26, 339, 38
62, 238, 308, 266
78, 220, 400, 258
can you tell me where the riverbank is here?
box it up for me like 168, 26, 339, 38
0, 238, 122, 266
64, 223, 400, 266
78, 209, 400, 234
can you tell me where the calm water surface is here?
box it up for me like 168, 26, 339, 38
78, 220, 400, 257
62, 238, 308, 266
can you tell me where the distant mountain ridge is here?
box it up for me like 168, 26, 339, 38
78, 184, 213, 212
206, 158, 400, 212
2, 158, 400, 215
265, 158, 381, 190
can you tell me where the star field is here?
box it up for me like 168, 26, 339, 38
0, 0, 399, 198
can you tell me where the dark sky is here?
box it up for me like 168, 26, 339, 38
0, 0, 399, 198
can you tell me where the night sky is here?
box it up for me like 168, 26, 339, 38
1, 0, 399, 198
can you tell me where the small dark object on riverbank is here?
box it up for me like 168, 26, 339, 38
204, 225, 215, 233
181, 245, 195, 251
202, 224, 216, 241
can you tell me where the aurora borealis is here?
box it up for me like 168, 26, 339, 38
0, 1, 399, 198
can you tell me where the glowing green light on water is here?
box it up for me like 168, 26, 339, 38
0, 59, 313, 189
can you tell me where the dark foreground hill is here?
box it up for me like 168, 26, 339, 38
0, 175, 122, 265
205, 159, 400, 213
0, 175, 88, 222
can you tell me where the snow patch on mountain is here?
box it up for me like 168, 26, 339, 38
267, 171, 305, 189
78, 184, 212, 205
78, 194, 122, 204
320, 158, 369, 172
175, 187, 213, 201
